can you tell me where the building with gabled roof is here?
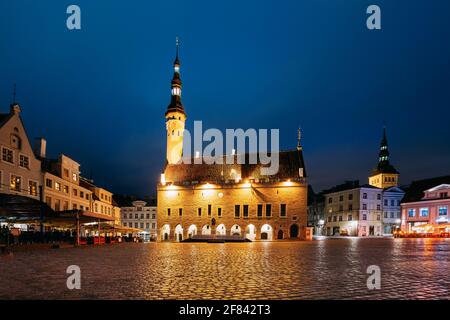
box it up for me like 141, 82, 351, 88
157, 41, 310, 241
401, 179, 450, 234
0, 101, 41, 201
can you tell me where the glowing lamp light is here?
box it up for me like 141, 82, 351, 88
242, 180, 251, 188
166, 184, 177, 197
195, 151, 200, 159
160, 173, 166, 186
283, 179, 294, 186
202, 183, 214, 197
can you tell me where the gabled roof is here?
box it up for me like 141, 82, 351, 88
163, 149, 306, 184
383, 186, 405, 193
425, 184, 450, 192
0, 113, 12, 127
402, 175, 450, 202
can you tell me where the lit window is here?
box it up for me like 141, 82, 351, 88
438, 206, 447, 216
72, 173, 77, 181
408, 209, 415, 217
420, 208, 429, 217
55, 182, 61, 191
10, 175, 21, 192
28, 180, 37, 196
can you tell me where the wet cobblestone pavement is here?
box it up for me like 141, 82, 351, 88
1, 238, 449, 299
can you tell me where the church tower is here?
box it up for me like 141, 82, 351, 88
368, 124, 399, 188
165, 38, 186, 164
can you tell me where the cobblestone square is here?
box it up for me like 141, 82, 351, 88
0, 238, 449, 299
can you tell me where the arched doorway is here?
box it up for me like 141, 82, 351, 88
231, 224, 241, 236
216, 224, 226, 236
202, 224, 211, 235
277, 229, 284, 239
175, 224, 183, 242
261, 224, 273, 240
290, 224, 299, 238
161, 224, 170, 241
245, 224, 256, 241
187, 225, 197, 238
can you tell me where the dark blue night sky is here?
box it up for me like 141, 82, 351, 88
1, 0, 449, 197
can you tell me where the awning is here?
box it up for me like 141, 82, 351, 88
84, 222, 142, 233
44, 210, 115, 227
412, 224, 434, 230
0, 193, 115, 227
435, 223, 450, 229
0, 193, 54, 221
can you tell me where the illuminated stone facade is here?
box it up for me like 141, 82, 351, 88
156, 43, 309, 241
158, 173, 308, 241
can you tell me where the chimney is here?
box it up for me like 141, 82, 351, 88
34, 138, 47, 159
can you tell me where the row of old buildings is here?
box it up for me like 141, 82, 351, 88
0, 95, 159, 240
0, 100, 123, 229
307, 127, 450, 237
3, 40, 447, 241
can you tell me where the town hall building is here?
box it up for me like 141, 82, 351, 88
156, 42, 310, 241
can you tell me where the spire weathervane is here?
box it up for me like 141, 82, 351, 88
12, 83, 16, 104
174, 36, 180, 67
297, 127, 302, 151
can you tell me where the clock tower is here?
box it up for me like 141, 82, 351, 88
165, 38, 186, 164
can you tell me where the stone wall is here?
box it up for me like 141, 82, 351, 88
157, 181, 308, 241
